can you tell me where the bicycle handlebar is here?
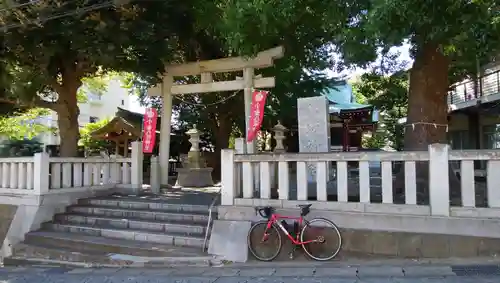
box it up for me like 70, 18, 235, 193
254, 207, 265, 218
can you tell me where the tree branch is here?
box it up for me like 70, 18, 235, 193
0, 96, 58, 110
49, 78, 64, 94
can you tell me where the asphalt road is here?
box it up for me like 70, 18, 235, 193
0, 265, 499, 283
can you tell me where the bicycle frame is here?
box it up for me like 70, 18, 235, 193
263, 213, 319, 245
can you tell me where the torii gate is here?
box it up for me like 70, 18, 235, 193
147, 46, 284, 186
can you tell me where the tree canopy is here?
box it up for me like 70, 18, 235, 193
78, 118, 111, 156
0, 108, 53, 140
352, 52, 409, 150
132, 0, 342, 161
3, 0, 500, 158
222, 0, 500, 150
0, 0, 183, 156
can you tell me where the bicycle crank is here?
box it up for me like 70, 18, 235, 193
316, 235, 325, 243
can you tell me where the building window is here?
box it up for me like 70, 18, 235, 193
448, 130, 469, 149
483, 124, 500, 149
121, 99, 125, 106
89, 116, 98, 123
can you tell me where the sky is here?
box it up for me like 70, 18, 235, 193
128, 43, 413, 114
326, 43, 413, 79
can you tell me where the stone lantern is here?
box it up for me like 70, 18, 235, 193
272, 121, 288, 152
186, 124, 200, 152
175, 125, 214, 187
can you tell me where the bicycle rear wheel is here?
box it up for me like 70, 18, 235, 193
247, 221, 282, 261
300, 218, 341, 261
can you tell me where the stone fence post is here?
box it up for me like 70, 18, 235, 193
234, 138, 246, 198
33, 152, 50, 195
150, 156, 160, 194
130, 141, 143, 194
221, 149, 235, 205
271, 122, 287, 194
428, 143, 450, 216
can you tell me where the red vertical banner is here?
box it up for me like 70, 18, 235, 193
247, 90, 269, 142
142, 108, 158, 153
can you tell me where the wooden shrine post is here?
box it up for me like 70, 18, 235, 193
147, 46, 284, 186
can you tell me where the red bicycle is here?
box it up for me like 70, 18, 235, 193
248, 204, 342, 261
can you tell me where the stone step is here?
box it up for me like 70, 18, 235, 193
54, 214, 206, 236
79, 197, 213, 214
7, 243, 120, 266
11, 232, 214, 267
42, 223, 206, 248
68, 206, 213, 224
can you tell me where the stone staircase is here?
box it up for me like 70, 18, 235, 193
6, 194, 219, 267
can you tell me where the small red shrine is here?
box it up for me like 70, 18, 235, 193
324, 83, 379, 151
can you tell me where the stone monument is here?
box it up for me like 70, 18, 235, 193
297, 96, 331, 180
175, 125, 214, 187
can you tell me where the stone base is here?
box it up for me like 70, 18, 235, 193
219, 204, 500, 260
244, 228, 500, 261
208, 220, 251, 263
175, 168, 214, 187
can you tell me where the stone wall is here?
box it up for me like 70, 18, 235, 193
0, 205, 17, 255
219, 205, 500, 259
341, 229, 500, 258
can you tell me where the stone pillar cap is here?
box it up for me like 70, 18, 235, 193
272, 121, 288, 132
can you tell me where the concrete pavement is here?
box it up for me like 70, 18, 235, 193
0, 264, 499, 282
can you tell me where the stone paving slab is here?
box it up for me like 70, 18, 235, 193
0, 263, 499, 283
0, 264, 498, 278
0, 275, 498, 283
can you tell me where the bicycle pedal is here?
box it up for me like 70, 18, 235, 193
289, 252, 294, 260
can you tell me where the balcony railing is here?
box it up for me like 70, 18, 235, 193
448, 69, 500, 105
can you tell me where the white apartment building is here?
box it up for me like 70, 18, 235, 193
39, 79, 131, 146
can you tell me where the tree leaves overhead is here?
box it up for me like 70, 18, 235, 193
336, 0, 500, 79
0, 108, 53, 140
79, 118, 112, 155
0, 0, 200, 156
1, 0, 180, 84
352, 52, 409, 150
129, 0, 343, 156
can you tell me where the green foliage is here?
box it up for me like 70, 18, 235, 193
79, 118, 111, 155
131, 0, 343, 154
352, 54, 409, 150
362, 132, 387, 149
332, 0, 500, 76
0, 108, 53, 140
0, 0, 189, 155
0, 139, 43, 157
77, 75, 110, 103
0, 1, 178, 84
219, 0, 500, 151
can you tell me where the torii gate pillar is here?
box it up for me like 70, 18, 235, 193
159, 76, 173, 186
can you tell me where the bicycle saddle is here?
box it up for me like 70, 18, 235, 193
297, 204, 312, 209
297, 204, 312, 216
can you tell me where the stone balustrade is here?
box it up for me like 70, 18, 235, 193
221, 143, 500, 219
0, 142, 143, 196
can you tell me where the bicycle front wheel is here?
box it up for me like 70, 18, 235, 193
247, 221, 282, 261
300, 218, 342, 261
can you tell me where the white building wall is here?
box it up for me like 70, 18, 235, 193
38, 79, 131, 146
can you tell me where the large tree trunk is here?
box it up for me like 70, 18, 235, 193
55, 87, 81, 157
404, 43, 449, 148
394, 43, 459, 203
